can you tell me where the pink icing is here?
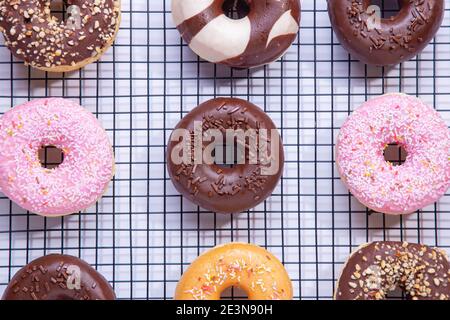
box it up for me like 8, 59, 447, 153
336, 93, 450, 215
0, 98, 114, 216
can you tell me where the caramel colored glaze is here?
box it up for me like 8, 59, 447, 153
175, 242, 293, 300
2, 254, 116, 300
0, 0, 121, 72
176, 0, 300, 68
335, 242, 450, 300
167, 98, 284, 214
327, 0, 444, 66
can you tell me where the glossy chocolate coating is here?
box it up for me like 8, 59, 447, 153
335, 242, 450, 300
167, 98, 284, 214
174, 0, 301, 68
2, 254, 116, 300
0, 0, 120, 70
328, 0, 444, 66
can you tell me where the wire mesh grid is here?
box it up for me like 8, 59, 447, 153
0, 0, 450, 300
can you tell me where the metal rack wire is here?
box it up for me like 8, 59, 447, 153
0, 0, 449, 300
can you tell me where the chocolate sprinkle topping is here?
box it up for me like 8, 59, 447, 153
2, 254, 116, 300
167, 98, 284, 214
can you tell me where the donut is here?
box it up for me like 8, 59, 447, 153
2, 254, 115, 300
336, 93, 450, 215
167, 98, 284, 214
0, 0, 121, 72
171, 0, 301, 68
175, 242, 293, 300
327, 0, 445, 66
0, 98, 115, 217
335, 241, 450, 300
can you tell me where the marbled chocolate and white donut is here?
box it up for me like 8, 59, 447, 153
335, 242, 450, 300
172, 0, 301, 68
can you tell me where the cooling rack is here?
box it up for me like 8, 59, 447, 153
0, 0, 449, 300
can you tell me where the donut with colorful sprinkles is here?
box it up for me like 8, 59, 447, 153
336, 93, 450, 215
0, 98, 115, 217
175, 242, 293, 300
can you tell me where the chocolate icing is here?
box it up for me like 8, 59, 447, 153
0, 0, 120, 70
175, 0, 301, 68
335, 241, 450, 300
2, 254, 116, 300
327, 0, 445, 66
167, 98, 284, 214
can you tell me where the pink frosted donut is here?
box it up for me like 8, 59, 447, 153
0, 98, 114, 217
336, 93, 450, 215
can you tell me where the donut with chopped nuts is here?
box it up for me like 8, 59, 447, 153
327, 0, 445, 66
172, 0, 300, 68
335, 241, 450, 300
2, 254, 116, 300
0, 0, 121, 72
167, 98, 284, 214
175, 242, 293, 300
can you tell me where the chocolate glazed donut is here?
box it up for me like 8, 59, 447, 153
2, 254, 116, 300
335, 242, 450, 300
167, 98, 284, 214
172, 0, 301, 68
0, 0, 121, 72
327, 0, 445, 66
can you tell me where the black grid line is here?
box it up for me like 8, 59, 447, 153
0, 0, 449, 300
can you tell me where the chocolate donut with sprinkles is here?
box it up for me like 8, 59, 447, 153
327, 0, 445, 66
2, 254, 116, 300
0, 0, 121, 72
167, 98, 284, 214
172, 0, 301, 68
175, 242, 293, 300
335, 241, 450, 300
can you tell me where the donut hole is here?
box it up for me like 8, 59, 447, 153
220, 286, 249, 300
213, 141, 244, 168
38, 145, 64, 169
222, 0, 250, 20
383, 142, 407, 166
368, 0, 403, 20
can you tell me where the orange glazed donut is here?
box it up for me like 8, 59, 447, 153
175, 242, 293, 300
